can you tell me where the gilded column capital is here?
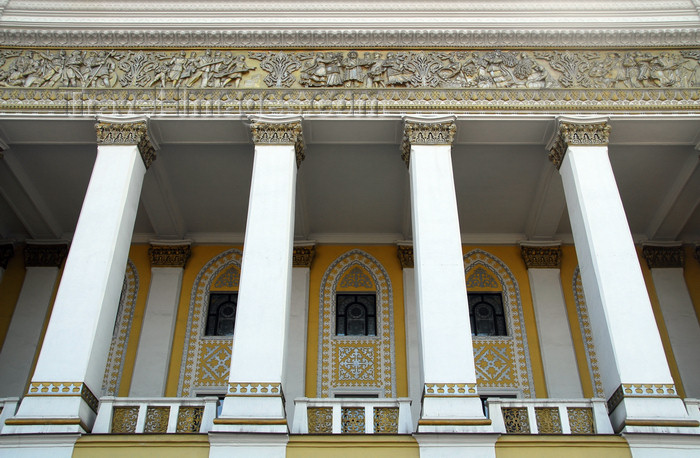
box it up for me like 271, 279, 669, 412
95, 117, 157, 169
520, 244, 562, 269
293, 244, 315, 268
249, 118, 305, 168
397, 244, 414, 269
148, 243, 192, 268
0, 243, 14, 269
547, 117, 611, 169
24, 243, 69, 268
401, 116, 456, 167
642, 244, 684, 269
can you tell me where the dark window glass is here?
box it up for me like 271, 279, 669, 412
468, 293, 507, 336
206, 292, 238, 336
336, 294, 376, 336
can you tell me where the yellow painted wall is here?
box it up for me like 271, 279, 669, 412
72, 435, 209, 458
0, 244, 26, 352
287, 435, 419, 458
306, 245, 407, 398
496, 435, 631, 458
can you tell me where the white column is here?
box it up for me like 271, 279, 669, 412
643, 244, 700, 398
5, 117, 156, 435
0, 244, 13, 285
284, 243, 313, 432
520, 242, 583, 398
548, 117, 692, 433
0, 243, 67, 398
398, 243, 421, 432
403, 117, 489, 434
213, 117, 302, 444
129, 242, 190, 397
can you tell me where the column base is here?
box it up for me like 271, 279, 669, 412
0, 433, 80, 458
414, 433, 500, 458
208, 432, 288, 458
624, 433, 700, 457
3, 395, 95, 434
610, 397, 699, 434
418, 397, 493, 433
212, 395, 288, 433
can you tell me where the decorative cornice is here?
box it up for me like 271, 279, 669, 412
642, 244, 685, 269
607, 383, 678, 413
548, 119, 611, 169
24, 243, 68, 267
2, 28, 700, 49
0, 243, 13, 269
520, 245, 562, 269
250, 120, 305, 167
401, 118, 456, 167
293, 245, 315, 268
148, 243, 191, 268
95, 120, 156, 169
397, 245, 414, 269
423, 383, 479, 397
26, 381, 99, 414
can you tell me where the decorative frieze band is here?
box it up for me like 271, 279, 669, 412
148, 243, 192, 268
293, 245, 315, 268
26, 381, 99, 413
607, 383, 678, 413
227, 382, 283, 397
520, 245, 562, 269
401, 120, 456, 166
548, 120, 611, 169
642, 245, 685, 269
95, 121, 157, 169
23, 243, 69, 268
0, 243, 14, 269
397, 245, 414, 269
249, 121, 305, 167
423, 383, 479, 397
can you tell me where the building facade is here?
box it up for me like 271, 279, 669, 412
0, 1, 699, 457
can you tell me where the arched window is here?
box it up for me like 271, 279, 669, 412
336, 293, 376, 336
206, 292, 237, 336
468, 292, 506, 336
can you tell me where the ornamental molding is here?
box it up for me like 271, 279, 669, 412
0, 243, 13, 269
2, 28, 700, 49
149, 243, 191, 268
293, 245, 315, 268
548, 118, 611, 169
396, 244, 413, 269
642, 244, 685, 268
26, 381, 99, 413
520, 244, 562, 269
227, 382, 283, 397
401, 118, 456, 166
23, 242, 68, 267
423, 383, 478, 397
607, 383, 678, 413
249, 119, 305, 167
95, 119, 157, 169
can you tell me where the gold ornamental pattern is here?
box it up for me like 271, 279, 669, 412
520, 246, 562, 269
548, 121, 611, 169
95, 121, 157, 169
149, 244, 192, 268
0, 48, 699, 114
23, 243, 68, 267
642, 245, 685, 269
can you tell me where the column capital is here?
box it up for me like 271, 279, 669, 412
0, 243, 14, 269
520, 242, 562, 269
249, 116, 305, 168
292, 244, 315, 268
95, 116, 157, 169
642, 243, 684, 269
24, 242, 69, 268
547, 117, 611, 169
396, 244, 414, 269
148, 242, 191, 268
401, 116, 456, 167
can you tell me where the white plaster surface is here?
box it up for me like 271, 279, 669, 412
650, 268, 700, 398
0, 433, 80, 458
0, 266, 58, 397
129, 266, 184, 397
208, 432, 288, 458
284, 266, 310, 430
527, 268, 583, 398
414, 433, 499, 458
402, 267, 421, 431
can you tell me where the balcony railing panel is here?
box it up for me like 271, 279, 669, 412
293, 398, 412, 434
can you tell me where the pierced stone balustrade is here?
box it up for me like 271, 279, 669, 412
292, 398, 412, 434
92, 397, 218, 434
487, 398, 613, 435
0, 398, 19, 433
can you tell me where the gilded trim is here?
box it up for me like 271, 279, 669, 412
573, 267, 605, 398
607, 383, 678, 413
4, 417, 90, 431
0, 243, 14, 269
396, 245, 414, 269
293, 245, 315, 268
23, 243, 68, 268
642, 245, 685, 269
520, 245, 561, 269
423, 383, 479, 397
149, 243, 192, 268
249, 120, 305, 168
623, 419, 700, 428
227, 382, 283, 397
548, 120, 611, 169
401, 119, 456, 167
95, 120, 156, 169
26, 382, 99, 414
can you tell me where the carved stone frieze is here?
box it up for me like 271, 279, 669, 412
149, 243, 191, 268
0, 243, 14, 269
642, 245, 684, 269
521, 245, 562, 269
293, 245, 315, 268
250, 120, 305, 167
548, 121, 611, 169
397, 245, 414, 269
95, 121, 156, 169
401, 120, 456, 166
23, 243, 69, 267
